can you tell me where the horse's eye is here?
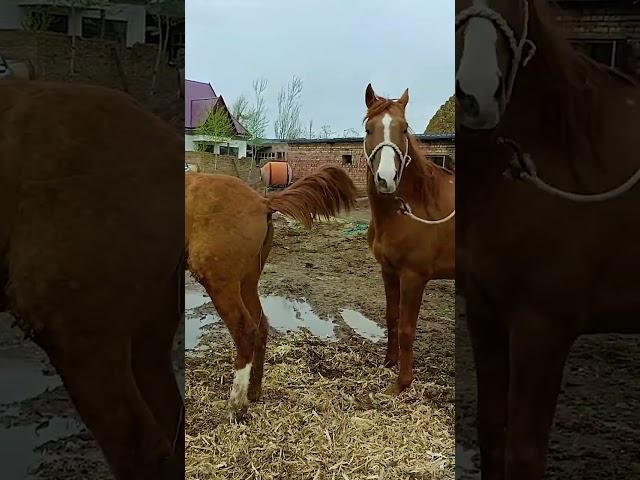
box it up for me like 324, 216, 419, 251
403, 128, 408, 133
365, 129, 370, 135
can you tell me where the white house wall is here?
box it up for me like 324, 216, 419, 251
0, 1, 145, 47
184, 134, 247, 158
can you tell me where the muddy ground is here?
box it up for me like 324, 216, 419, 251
456, 310, 640, 478
0, 314, 185, 479
185, 209, 456, 479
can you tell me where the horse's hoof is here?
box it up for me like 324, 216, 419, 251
382, 383, 401, 396
228, 404, 249, 423
247, 387, 262, 402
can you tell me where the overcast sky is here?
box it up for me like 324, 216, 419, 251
186, 0, 453, 137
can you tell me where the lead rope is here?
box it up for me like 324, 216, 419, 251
362, 137, 455, 225
500, 138, 640, 202
172, 405, 184, 454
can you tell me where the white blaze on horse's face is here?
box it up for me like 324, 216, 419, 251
456, 0, 503, 130
376, 113, 398, 194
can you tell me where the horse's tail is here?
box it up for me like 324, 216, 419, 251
266, 166, 357, 228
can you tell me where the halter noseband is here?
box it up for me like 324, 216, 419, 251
455, 0, 537, 110
362, 136, 412, 184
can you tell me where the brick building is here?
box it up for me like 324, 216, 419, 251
260, 134, 455, 194
556, 0, 640, 78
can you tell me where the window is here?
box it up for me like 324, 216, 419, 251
47, 14, 69, 34
571, 40, 617, 68
342, 154, 353, 165
219, 145, 239, 157
428, 155, 446, 167
82, 17, 127, 44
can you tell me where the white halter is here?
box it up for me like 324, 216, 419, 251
362, 136, 455, 225
457, 1, 640, 202
362, 136, 412, 185
455, 0, 537, 110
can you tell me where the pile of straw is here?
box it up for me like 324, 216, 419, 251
186, 330, 454, 480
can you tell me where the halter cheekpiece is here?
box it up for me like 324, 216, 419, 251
362, 136, 412, 184
455, 0, 537, 110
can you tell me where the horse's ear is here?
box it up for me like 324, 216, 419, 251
398, 88, 409, 109
365, 83, 377, 108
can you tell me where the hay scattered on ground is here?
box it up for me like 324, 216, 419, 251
186, 330, 454, 480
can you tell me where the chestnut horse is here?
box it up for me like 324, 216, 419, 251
1, 81, 184, 479
185, 166, 356, 411
363, 84, 455, 393
456, 0, 640, 478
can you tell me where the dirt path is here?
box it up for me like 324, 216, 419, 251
185, 211, 456, 479
455, 310, 640, 479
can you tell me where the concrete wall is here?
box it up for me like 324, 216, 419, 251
286, 140, 455, 194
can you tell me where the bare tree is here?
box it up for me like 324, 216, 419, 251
147, 0, 184, 93
54, 0, 111, 78
243, 77, 269, 163
318, 124, 336, 139
343, 128, 361, 137
274, 75, 303, 140
231, 94, 250, 124
306, 119, 316, 139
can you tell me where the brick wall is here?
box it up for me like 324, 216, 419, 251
286, 140, 455, 194
0, 30, 179, 107
556, 6, 640, 77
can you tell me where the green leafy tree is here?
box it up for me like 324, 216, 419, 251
195, 108, 233, 152
425, 95, 455, 134
22, 6, 54, 32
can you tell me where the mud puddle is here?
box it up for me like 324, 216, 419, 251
185, 287, 383, 351
0, 417, 83, 479
0, 355, 60, 405
455, 445, 480, 479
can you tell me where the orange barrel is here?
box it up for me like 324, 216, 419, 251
261, 161, 293, 187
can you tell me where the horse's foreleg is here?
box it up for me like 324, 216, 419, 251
506, 311, 575, 480
393, 270, 427, 393
209, 281, 256, 412
381, 268, 400, 367
131, 307, 184, 462
45, 334, 174, 480
467, 310, 509, 480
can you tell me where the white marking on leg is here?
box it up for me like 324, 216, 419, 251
230, 362, 252, 408
377, 113, 397, 190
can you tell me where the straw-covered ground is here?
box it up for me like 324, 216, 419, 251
185, 210, 456, 480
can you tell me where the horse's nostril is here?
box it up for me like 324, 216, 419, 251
376, 174, 387, 189
456, 80, 480, 118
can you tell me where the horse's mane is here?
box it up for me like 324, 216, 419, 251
523, 0, 637, 174
364, 97, 447, 207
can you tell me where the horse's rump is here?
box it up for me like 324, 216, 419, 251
2, 81, 182, 334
